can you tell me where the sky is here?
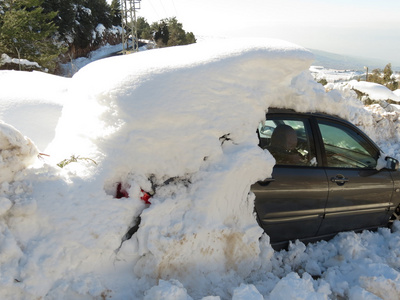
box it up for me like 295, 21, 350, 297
112, 0, 400, 67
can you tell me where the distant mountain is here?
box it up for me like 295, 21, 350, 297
308, 49, 399, 71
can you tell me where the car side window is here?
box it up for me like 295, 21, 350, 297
317, 120, 379, 169
258, 118, 317, 166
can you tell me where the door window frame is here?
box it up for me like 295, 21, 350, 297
261, 112, 383, 171
312, 117, 381, 170
260, 113, 322, 168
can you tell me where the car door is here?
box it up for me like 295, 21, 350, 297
315, 117, 394, 236
253, 115, 329, 244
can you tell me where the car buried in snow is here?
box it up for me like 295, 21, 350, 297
252, 108, 400, 249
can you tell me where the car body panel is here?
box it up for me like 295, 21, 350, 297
253, 109, 400, 248
253, 166, 328, 243
317, 168, 394, 235
390, 171, 400, 211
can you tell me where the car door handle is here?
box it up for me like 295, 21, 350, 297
331, 175, 349, 185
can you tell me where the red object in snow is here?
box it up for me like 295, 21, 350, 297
115, 182, 151, 204
116, 182, 129, 198
140, 190, 151, 204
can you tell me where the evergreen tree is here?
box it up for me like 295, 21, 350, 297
0, 0, 63, 71
368, 68, 383, 85
86, 0, 111, 29
383, 63, 398, 91
43, 0, 116, 50
136, 17, 151, 40
383, 63, 392, 82
152, 20, 169, 47
367, 63, 398, 91
72, 2, 95, 49
166, 17, 196, 46
150, 17, 196, 47
42, 0, 75, 38
185, 31, 196, 45
166, 17, 187, 46
110, 0, 121, 26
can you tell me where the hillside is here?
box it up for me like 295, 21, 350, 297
310, 48, 400, 71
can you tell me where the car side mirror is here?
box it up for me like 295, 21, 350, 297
386, 156, 399, 171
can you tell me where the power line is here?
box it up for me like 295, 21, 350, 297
147, 0, 162, 20
146, 0, 178, 21
157, 0, 169, 17
170, 0, 178, 16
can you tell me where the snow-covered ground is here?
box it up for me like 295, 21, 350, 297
1, 38, 400, 300
346, 81, 400, 103
309, 65, 364, 83
58, 40, 154, 77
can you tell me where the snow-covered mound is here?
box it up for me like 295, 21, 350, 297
0, 38, 400, 299
0, 70, 68, 151
347, 80, 400, 102
326, 81, 400, 158
46, 38, 318, 293
48, 38, 315, 175
0, 122, 38, 183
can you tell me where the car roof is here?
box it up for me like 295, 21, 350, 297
266, 108, 383, 152
266, 108, 350, 124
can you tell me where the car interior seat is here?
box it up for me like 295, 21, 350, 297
268, 124, 303, 165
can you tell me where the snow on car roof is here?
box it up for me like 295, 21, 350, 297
47, 38, 315, 180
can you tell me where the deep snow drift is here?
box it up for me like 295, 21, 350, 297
0, 71, 68, 150
1, 38, 400, 299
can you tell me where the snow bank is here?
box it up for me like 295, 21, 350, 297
1, 38, 400, 299
59, 43, 124, 76
0, 70, 68, 151
348, 80, 400, 102
327, 82, 400, 159
0, 122, 38, 183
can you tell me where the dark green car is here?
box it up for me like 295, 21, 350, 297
253, 109, 400, 249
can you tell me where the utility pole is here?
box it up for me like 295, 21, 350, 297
121, 0, 141, 54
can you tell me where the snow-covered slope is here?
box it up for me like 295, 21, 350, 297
0, 38, 400, 299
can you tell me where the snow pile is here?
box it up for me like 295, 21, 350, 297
0, 38, 400, 299
0, 54, 41, 69
262, 223, 400, 300
59, 42, 124, 76
46, 39, 316, 294
327, 81, 400, 158
59, 40, 156, 77
0, 122, 38, 183
347, 80, 400, 102
0, 70, 68, 151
